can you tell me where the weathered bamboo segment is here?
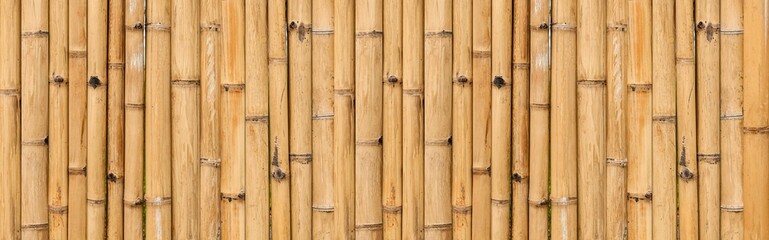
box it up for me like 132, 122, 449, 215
68, 0, 89, 236
49, 0, 69, 236
145, 0, 173, 237
86, 0, 108, 238
529, 0, 550, 238
402, 0, 424, 238
333, 0, 355, 237
576, 0, 606, 237
107, 0, 125, 237
512, 0, 530, 238
124, 0, 146, 237
382, 0, 403, 237
171, 0, 201, 238
0, 0, 21, 238
743, 0, 769, 238
452, 0, 472, 238
550, 0, 577, 237
651, 0, 676, 239
490, 0, 512, 237
245, 0, 270, 238
472, 0, 492, 239
720, 0, 744, 238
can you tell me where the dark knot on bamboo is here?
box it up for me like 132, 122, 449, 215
88, 76, 102, 88
52, 75, 65, 84
492, 76, 507, 88
107, 172, 123, 182
679, 168, 696, 181
696, 21, 721, 42
512, 172, 527, 182
386, 74, 400, 84
627, 192, 653, 202
455, 75, 469, 84
221, 191, 246, 202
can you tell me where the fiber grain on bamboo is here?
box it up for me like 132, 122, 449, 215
333, 0, 355, 237
86, 0, 108, 238
0, 0, 21, 238
269, 0, 291, 237
49, 0, 69, 236
68, 0, 88, 236
606, 0, 628, 238
453, 0, 473, 238
107, 0, 125, 238
472, 0, 492, 238
490, 0, 512, 237
529, 0, 550, 238
512, 0, 530, 238
382, 0, 403, 238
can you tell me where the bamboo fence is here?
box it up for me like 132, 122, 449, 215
0, 0, 764, 239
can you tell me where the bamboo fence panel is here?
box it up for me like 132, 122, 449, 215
0, 0, 21, 238
49, 0, 69, 236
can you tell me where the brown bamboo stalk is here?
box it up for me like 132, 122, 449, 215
382, 0, 402, 237
333, 0, 355, 237
245, 0, 270, 238
0, 0, 21, 238
651, 0, 676, 239
21, 0, 49, 237
49, 0, 69, 237
742, 0, 769, 238
576, 0, 606, 237
550, 0, 577, 237
68, 0, 88, 236
605, 0, 627, 238
269, 0, 291, 237
145, 0, 172, 237
86, 0, 108, 237
171, 0, 201, 238
512, 0, 530, 238
311, 0, 336, 237
528, 0, 550, 238
719, 0, 744, 238
472, 0, 492, 239
452, 0, 472, 238
123, 0, 145, 237
106, 0, 125, 237
490, 0, 512, 237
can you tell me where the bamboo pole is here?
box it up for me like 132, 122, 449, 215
333, 0, 355, 237
651, 0, 676, 239
49, 0, 69, 236
576, 0, 606, 237
145, 0, 173, 237
21, 0, 49, 237
720, 0, 744, 238
269, 0, 291, 237
0, 0, 21, 239
311, 0, 336, 237
742, 0, 769, 238
472, 0, 491, 239
123, 0, 145, 237
512, 0, 530, 238
245, 0, 270, 238
106, 0, 125, 237
382, 0, 402, 237
452, 0, 472, 238
171, 0, 201, 238
86, 0, 108, 238
528, 0, 550, 238
490, 0, 512, 237
550, 0, 577, 237
68, 0, 88, 236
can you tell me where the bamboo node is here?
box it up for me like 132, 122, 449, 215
577, 79, 607, 87
269, 57, 288, 64
246, 115, 269, 122
200, 23, 221, 32
311, 29, 334, 35
68, 166, 86, 175
697, 154, 720, 164
51, 75, 67, 85
125, 102, 145, 109
403, 88, 423, 96
222, 83, 245, 92
88, 76, 103, 88
530, 103, 550, 110
312, 205, 335, 212
720, 29, 743, 35
679, 167, 696, 181
627, 192, 652, 202
743, 126, 769, 134
289, 153, 312, 164
20, 223, 48, 231
652, 115, 676, 123
145, 23, 171, 32
551, 197, 578, 206
606, 24, 627, 32
355, 223, 383, 231
424, 223, 453, 231
21, 30, 49, 38
127, 22, 144, 31
357, 136, 383, 146
472, 166, 491, 175
606, 158, 628, 167
383, 205, 402, 213
48, 205, 68, 214
425, 136, 451, 146
528, 198, 550, 207
512, 172, 528, 182
425, 30, 453, 38
492, 76, 508, 88
312, 113, 333, 120
452, 205, 472, 214
491, 198, 510, 205
720, 113, 743, 120
22, 137, 48, 146
386, 74, 400, 84
0, 89, 21, 96
531, 22, 550, 31
676, 57, 695, 65
69, 50, 87, 59
108, 63, 125, 70
628, 83, 652, 92
550, 23, 576, 31
454, 74, 469, 84
221, 191, 246, 202
107, 172, 123, 182
473, 50, 491, 58
172, 79, 201, 87
720, 205, 744, 212
87, 198, 106, 205
272, 168, 287, 181
124, 197, 145, 207
513, 63, 530, 69
335, 88, 354, 96
356, 30, 383, 38
200, 157, 221, 167
145, 196, 172, 206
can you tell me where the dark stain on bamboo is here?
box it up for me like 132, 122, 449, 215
386, 74, 400, 84
107, 172, 119, 182
89, 76, 102, 88
493, 76, 506, 88
272, 137, 286, 181
697, 21, 720, 42
289, 21, 310, 42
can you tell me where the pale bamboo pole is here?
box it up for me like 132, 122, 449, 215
0, 0, 21, 239
490, 0, 512, 237
528, 0, 550, 238
311, 0, 336, 237
382, 0, 402, 237
21, 0, 50, 237
68, 0, 88, 236
245, 0, 270, 238
86, 0, 108, 237
123, 0, 146, 237
269, 0, 291, 237
676, 0, 698, 238
472, 0, 491, 238
49, 0, 69, 237
145, 0, 173, 237
720, 0, 744, 238
550, 0, 577, 237
401, 0, 424, 238
452, 0, 472, 238
171, 0, 201, 238
576, 0, 606, 237
651, 0, 676, 239
512, 0, 529, 238
333, 0, 355, 237
742, 0, 769, 238
106, 0, 125, 237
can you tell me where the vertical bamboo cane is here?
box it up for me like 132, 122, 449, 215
551, 0, 577, 237
171, 0, 201, 238
490, 0, 512, 237
512, 0, 530, 238
742, 0, 769, 238
529, 0, 550, 238
311, 0, 336, 237
245, 0, 270, 238
21, 0, 49, 237
106, 0, 125, 237
68, 0, 88, 236
382, 0, 403, 238
472, 0, 492, 238
402, 0, 424, 238
452, 0, 472, 238
576, 0, 606, 237
720, 0, 744, 238
333, 0, 355, 237
651, 0, 676, 239
49, 0, 69, 236
677, 0, 699, 238
269, 0, 291, 237
124, 0, 146, 237
0, 0, 21, 238
145, 0, 172, 237
86, 0, 108, 238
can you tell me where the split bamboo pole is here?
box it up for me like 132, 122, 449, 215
49, 0, 69, 236
742, 0, 769, 238
68, 0, 88, 236
171, 0, 201, 238
490, 0, 512, 237
311, 0, 336, 237
719, 0, 744, 238
245, 0, 270, 238
576, 0, 606, 237
472, 0, 492, 238
86, 0, 108, 237
550, 0, 578, 237
651, 0, 676, 239
123, 0, 146, 237
452, 0, 472, 238
401, 0, 424, 238
333, 0, 355, 237
0, 0, 21, 238
145, 0, 173, 237
382, 0, 403, 237
512, 0, 530, 238
107, 0, 125, 237
676, 0, 699, 238
269, 0, 291, 237
528, 0, 550, 238
288, 0, 313, 237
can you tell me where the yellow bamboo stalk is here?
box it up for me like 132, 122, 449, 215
245, 0, 270, 238
605, 0, 627, 237
512, 0, 529, 238
452, 0, 472, 238
269, 0, 291, 237
68, 0, 88, 236
383, 0, 402, 237
333, 0, 355, 237
145, 0, 172, 237
106, 0, 125, 237
528, 0, 549, 238
651, 0, 676, 239
49, 0, 69, 236
0, 0, 21, 239
401, 0, 424, 238
676, 0, 698, 238
123, 0, 145, 237
720, 0, 744, 238
86, 0, 108, 238
490, 0, 512, 237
